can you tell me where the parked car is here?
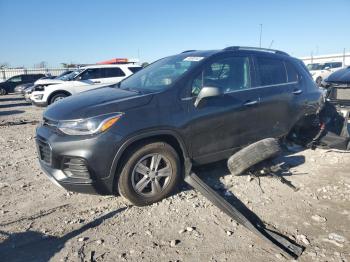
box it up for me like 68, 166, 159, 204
30, 64, 142, 106
36, 47, 323, 206
307, 62, 344, 86
0, 74, 45, 95
21, 70, 75, 100
322, 66, 350, 107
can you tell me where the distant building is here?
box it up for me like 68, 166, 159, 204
300, 52, 350, 66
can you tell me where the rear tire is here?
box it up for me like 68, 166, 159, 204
118, 142, 181, 206
0, 88, 7, 95
227, 138, 281, 176
50, 93, 68, 104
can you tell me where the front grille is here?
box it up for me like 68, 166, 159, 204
62, 157, 90, 179
37, 138, 52, 165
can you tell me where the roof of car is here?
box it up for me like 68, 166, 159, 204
81, 64, 141, 69
180, 46, 291, 58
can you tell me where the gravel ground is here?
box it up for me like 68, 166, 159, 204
0, 94, 349, 262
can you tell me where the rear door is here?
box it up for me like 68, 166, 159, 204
253, 55, 304, 137
186, 55, 264, 160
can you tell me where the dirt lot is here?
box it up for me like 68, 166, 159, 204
0, 94, 349, 262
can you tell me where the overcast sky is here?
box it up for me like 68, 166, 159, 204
0, 0, 349, 67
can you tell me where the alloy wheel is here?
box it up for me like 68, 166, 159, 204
131, 153, 172, 197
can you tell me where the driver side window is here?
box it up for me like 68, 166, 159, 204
79, 69, 101, 80
191, 56, 251, 96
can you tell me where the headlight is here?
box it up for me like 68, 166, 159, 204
58, 112, 123, 136
34, 85, 46, 91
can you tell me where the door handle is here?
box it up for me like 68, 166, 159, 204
93, 81, 101, 84
243, 100, 258, 106
292, 89, 303, 95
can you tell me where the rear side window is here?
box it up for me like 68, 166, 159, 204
102, 67, 126, 78
330, 62, 342, 68
256, 57, 287, 86
284, 61, 299, 82
128, 67, 142, 73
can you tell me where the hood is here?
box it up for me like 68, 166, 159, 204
34, 78, 65, 85
14, 83, 32, 90
326, 67, 350, 83
44, 87, 154, 120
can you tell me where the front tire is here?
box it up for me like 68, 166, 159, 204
118, 142, 181, 206
50, 93, 68, 104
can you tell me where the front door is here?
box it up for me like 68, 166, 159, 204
73, 68, 104, 93
185, 55, 263, 161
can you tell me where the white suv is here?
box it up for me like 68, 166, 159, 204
30, 64, 142, 106
307, 62, 343, 86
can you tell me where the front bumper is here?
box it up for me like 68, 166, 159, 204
31, 91, 47, 107
31, 100, 48, 107
36, 125, 124, 195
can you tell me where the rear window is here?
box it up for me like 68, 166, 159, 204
128, 67, 142, 73
103, 67, 125, 78
256, 57, 287, 86
284, 61, 299, 82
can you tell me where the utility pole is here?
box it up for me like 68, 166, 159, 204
311, 51, 313, 64
343, 48, 346, 66
259, 24, 263, 48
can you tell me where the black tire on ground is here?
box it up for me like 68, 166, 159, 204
0, 88, 7, 95
227, 138, 281, 176
49, 93, 68, 104
316, 76, 322, 86
118, 142, 181, 206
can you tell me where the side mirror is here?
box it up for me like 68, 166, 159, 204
324, 66, 331, 71
194, 86, 222, 107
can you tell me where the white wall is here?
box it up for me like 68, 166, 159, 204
300, 52, 350, 66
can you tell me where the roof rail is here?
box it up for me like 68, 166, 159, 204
223, 46, 289, 56
181, 50, 196, 53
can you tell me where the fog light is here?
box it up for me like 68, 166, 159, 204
34, 94, 44, 100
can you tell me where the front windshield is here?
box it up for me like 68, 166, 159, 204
119, 54, 206, 92
57, 69, 83, 81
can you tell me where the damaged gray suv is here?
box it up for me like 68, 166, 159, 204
36, 46, 323, 206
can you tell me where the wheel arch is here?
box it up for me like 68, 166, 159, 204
47, 90, 71, 104
109, 130, 190, 193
